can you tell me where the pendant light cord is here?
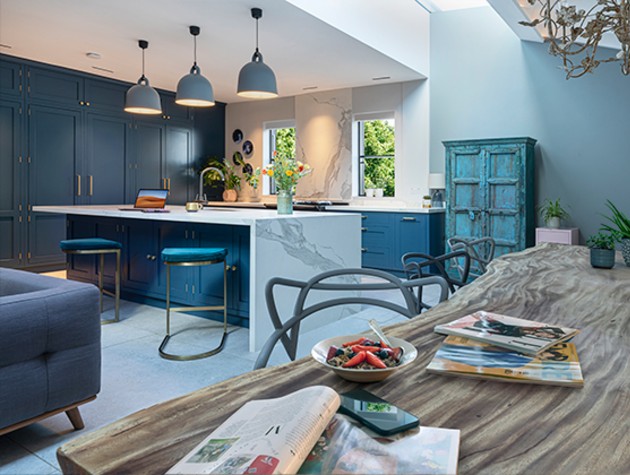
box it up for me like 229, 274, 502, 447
193, 34, 197, 65
141, 47, 146, 79
256, 17, 259, 53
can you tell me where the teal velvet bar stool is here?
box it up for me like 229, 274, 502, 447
60, 238, 122, 324
159, 247, 229, 361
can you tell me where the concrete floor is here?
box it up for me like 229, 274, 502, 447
0, 274, 443, 474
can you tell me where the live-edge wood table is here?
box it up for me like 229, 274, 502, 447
57, 243, 630, 475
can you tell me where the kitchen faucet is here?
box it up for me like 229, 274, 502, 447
197, 166, 225, 202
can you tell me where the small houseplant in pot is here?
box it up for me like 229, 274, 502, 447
601, 200, 630, 267
202, 158, 241, 202
243, 167, 261, 202
586, 232, 616, 269
539, 198, 569, 229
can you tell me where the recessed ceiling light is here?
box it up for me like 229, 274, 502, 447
372, 76, 391, 81
92, 66, 114, 74
86, 52, 101, 60
0, 44, 12, 49
302, 86, 318, 90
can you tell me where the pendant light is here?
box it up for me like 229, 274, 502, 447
124, 40, 162, 115
237, 7, 278, 99
176, 26, 215, 107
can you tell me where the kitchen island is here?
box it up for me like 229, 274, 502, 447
33, 205, 361, 351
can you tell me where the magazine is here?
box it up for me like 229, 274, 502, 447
433, 310, 579, 356
299, 414, 460, 475
167, 386, 460, 475
426, 336, 584, 387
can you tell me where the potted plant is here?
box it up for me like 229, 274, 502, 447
586, 231, 616, 269
539, 198, 569, 229
202, 157, 241, 202
601, 199, 630, 267
262, 152, 312, 214
243, 167, 262, 202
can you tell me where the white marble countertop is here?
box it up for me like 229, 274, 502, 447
201, 201, 445, 214
33, 205, 355, 226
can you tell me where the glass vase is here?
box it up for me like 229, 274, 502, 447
276, 189, 293, 215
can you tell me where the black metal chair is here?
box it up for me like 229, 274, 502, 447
447, 236, 496, 279
401, 250, 471, 296
253, 268, 449, 370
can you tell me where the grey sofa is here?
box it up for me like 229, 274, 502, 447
0, 268, 101, 435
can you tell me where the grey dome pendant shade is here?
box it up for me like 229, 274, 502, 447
124, 40, 162, 115
237, 8, 278, 99
176, 26, 215, 107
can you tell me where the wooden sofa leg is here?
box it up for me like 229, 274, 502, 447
65, 407, 85, 430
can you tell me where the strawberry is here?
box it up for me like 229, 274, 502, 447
365, 351, 387, 369
342, 351, 367, 368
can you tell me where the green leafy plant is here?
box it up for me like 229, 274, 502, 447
586, 232, 615, 250
244, 167, 261, 190
262, 151, 312, 193
539, 198, 570, 222
201, 157, 241, 191
601, 200, 630, 240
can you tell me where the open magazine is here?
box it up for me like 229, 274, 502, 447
427, 336, 583, 387
166, 386, 460, 475
434, 310, 579, 356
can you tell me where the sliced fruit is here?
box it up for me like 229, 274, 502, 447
365, 351, 387, 369
342, 351, 367, 368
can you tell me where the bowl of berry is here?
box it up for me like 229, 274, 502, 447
311, 334, 417, 382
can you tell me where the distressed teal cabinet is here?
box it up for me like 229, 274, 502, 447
444, 137, 536, 258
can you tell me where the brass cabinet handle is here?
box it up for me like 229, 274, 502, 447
167, 178, 171, 190
76, 175, 81, 196
89, 175, 93, 196
401, 217, 416, 222
231, 265, 237, 271
86, 101, 90, 106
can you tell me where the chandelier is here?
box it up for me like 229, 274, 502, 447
520, 0, 630, 78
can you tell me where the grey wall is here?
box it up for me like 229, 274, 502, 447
430, 7, 630, 242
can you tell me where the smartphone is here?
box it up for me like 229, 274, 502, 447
338, 389, 420, 436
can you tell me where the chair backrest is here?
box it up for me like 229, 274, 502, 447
401, 250, 471, 294
253, 268, 448, 370
447, 236, 496, 278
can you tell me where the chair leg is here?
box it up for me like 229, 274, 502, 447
98, 253, 104, 314
65, 407, 85, 431
114, 249, 120, 323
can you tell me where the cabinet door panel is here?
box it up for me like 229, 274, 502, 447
230, 226, 250, 313
86, 113, 128, 204
164, 125, 191, 205
85, 79, 127, 114
0, 100, 22, 267
130, 122, 163, 201
28, 67, 83, 106
0, 60, 22, 97
124, 220, 158, 292
28, 105, 81, 265
397, 215, 428, 262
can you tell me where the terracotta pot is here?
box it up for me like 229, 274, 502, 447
222, 189, 238, 202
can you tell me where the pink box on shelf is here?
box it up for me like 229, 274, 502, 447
535, 227, 579, 245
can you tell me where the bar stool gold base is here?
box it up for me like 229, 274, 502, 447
62, 248, 120, 325
159, 257, 228, 361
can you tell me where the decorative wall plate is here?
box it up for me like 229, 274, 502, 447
242, 140, 253, 156
232, 151, 243, 165
242, 163, 253, 175
232, 129, 243, 144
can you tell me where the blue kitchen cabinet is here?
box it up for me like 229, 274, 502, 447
129, 121, 164, 201
123, 219, 159, 294
0, 59, 23, 97
444, 137, 535, 258
27, 103, 82, 266
83, 113, 130, 204
65, 217, 97, 281
27, 67, 83, 106
84, 79, 128, 114
360, 212, 395, 270
164, 125, 192, 205
0, 99, 23, 268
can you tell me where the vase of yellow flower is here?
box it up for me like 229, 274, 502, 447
262, 152, 312, 215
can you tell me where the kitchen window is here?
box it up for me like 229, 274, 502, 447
357, 118, 395, 197
263, 121, 296, 195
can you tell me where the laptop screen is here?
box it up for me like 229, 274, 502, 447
134, 189, 169, 209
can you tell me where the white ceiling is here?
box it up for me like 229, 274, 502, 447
0, 0, 426, 103
419, 0, 488, 12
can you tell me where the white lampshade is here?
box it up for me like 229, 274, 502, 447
428, 173, 445, 189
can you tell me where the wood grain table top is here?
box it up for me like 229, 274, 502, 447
57, 244, 630, 475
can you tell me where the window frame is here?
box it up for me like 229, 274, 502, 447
356, 117, 396, 197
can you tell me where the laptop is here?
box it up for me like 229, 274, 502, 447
119, 189, 169, 212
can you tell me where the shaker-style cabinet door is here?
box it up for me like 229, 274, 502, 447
164, 125, 192, 205
129, 121, 163, 202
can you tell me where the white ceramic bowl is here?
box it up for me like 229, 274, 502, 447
311, 334, 418, 383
